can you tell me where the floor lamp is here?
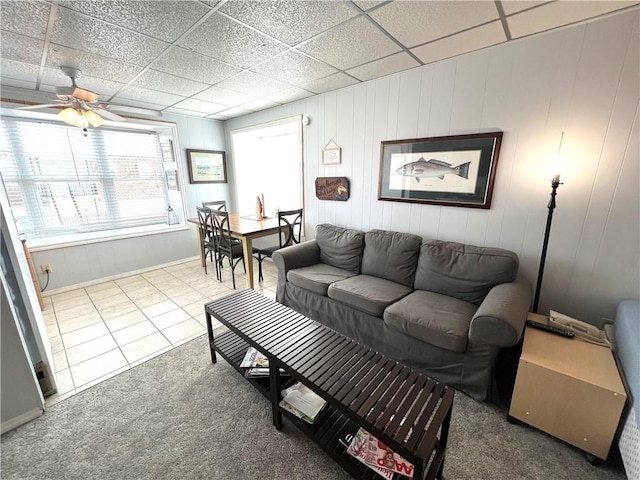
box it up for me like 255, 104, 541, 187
533, 174, 562, 313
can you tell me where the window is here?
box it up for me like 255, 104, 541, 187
231, 116, 303, 216
0, 115, 183, 247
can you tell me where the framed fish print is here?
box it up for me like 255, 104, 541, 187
378, 132, 503, 209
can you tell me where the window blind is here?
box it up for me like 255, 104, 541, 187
0, 117, 169, 240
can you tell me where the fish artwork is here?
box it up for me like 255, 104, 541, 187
396, 157, 471, 183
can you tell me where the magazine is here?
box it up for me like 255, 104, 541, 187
280, 383, 326, 423
346, 427, 415, 479
240, 347, 269, 368
346, 429, 394, 480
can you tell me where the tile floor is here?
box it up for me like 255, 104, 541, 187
42, 257, 278, 407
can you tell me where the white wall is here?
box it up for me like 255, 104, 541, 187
30, 113, 227, 290
1, 280, 44, 433
225, 10, 639, 325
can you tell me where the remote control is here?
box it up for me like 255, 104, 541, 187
526, 319, 575, 338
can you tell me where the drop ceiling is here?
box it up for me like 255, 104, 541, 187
0, 0, 637, 121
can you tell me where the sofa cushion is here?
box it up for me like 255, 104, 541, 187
327, 275, 412, 317
316, 224, 364, 274
287, 264, 357, 296
414, 240, 518, 305
361, 229, 422, 287
384, 290, 477, 352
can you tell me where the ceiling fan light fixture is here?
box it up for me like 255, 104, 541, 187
58, 107, 104, 129
84, 110, 104, 127
58, 107, 79, 125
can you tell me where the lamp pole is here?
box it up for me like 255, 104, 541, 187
533, 174, 562, 313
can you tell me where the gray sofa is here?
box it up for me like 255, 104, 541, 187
272, 224, 532, 401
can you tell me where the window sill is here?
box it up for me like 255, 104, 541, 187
27, 223, 190, 252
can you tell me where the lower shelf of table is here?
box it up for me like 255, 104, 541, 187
212, 328, 444, 480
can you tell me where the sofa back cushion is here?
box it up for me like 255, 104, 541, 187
414, 240, 518, 305
316, 224, 365, 274
361, 230, 422, 287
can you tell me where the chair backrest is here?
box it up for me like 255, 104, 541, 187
196, 206, 212, 241
277, 208, 303, 248
209, 209, 234, 253
202, 200, 227, 211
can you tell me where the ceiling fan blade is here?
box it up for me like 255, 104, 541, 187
17, 103, 66, 110
94, 108, 125, 122
108, 104, 163, 117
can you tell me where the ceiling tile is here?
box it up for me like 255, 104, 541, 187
131, 69, 209, 97
163, 107, 210, 118
300, 72, 359, 94
251, 51, 338, 86
369, 1, 499, 48
109, 97, 168, 113
219, 1, 358, 46
0, 0, 51, 40
178, 12, 288, 69
57, 1, 210, 43
193, 86, 258, 106
152, 46, 241, 84
264, 87, 314, 104
51, 6, 169, 66
0, 59, 40, 84
411, 21, 506, 65
298, 16, 401, 70
346, 52, 420, 82
500, 1, 551, 16
508, 1, 639, 38
170, 98, 228, 114
0, 31, 43, 65
46, 44, 142, 84
214, 106, 253, 118
0, 78, 37, 90
238, 98, 281, 112
216, 71, 292, 96
113, 85, 183, 107
352, 1, 388, 11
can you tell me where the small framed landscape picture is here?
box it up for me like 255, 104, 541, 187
165, 170, 178, 191
378, 132, 503, 209
186, 149, 227, 184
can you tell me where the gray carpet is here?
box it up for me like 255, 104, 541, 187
1, 333, 627, 480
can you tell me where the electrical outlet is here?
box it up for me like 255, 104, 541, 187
40, 264, 52, 274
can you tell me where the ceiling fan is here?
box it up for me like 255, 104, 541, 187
18, 66, 161, 129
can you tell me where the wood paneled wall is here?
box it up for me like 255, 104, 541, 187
226, 10, 639, 325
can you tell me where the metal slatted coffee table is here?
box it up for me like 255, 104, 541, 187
205, 290, 454, 480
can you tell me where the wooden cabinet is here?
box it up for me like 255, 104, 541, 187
509, 313, 626, 460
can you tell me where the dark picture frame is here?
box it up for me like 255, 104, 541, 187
378, 132, 502, 209
186, 149, 227, 184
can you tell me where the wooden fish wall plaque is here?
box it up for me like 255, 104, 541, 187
315, 177, 349, 201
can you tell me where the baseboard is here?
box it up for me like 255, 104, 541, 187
1, 407, 44, 434
42, 256, 200, 297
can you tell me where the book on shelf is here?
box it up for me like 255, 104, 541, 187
346, 427, 414, 479
279, 382, 326, 424
244, 367, 290, 378
240, 347, 269, 368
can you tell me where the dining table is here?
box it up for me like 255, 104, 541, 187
188, 213, 281, 290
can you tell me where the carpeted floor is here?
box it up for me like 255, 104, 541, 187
1, 332, 627, 480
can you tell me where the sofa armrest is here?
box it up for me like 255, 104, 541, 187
272, 240, 321, 302
469, 278, 532, 347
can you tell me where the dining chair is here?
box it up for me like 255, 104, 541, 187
196, 206, 219, 278
252, 208, 303, 282
202, 200, 227, 210
210, 208, 246, 289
